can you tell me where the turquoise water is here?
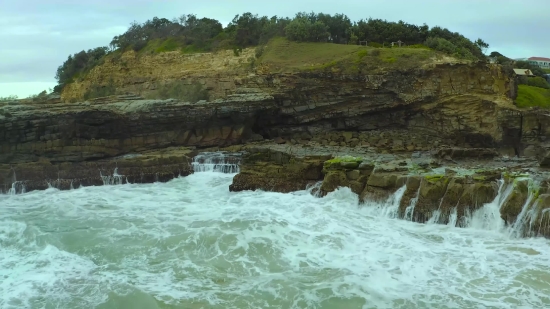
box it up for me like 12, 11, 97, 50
1, 169, 550, 308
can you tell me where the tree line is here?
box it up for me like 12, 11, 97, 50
54, 12, 490, 92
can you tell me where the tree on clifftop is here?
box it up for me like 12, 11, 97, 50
54, 11, 490, 93
54, 47, 108, 92
285, 17, 329, 42
474, 38, 489, 54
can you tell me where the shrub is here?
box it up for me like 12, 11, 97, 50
255, 46, 265, 59
132, 41, 148, 52
408, 44, 431, 50
233, 47, 242, 56
515, 85, 550, 108
527, 76, 550, 89
0, 95, 18, 101
155, 38, 181, 53
27, 90, 49, 102
0, 110, 13, 117
55, 47, 109, 88
181, 44, 204, 54
285, 17, 329, 42
54, 11, 489, 92
369, 49, 381, 56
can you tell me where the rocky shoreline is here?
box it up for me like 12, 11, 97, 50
5, 133, 549, 237
233, 142, 548, 232
2, 61, 550, 237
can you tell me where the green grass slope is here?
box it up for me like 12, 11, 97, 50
516, 85, 550, 108
258, 37, 442, 73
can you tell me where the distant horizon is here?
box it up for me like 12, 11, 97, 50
0, 82, 57, 99
2, 0, 549, 97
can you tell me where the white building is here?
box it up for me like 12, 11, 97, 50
528, 57, 550, 69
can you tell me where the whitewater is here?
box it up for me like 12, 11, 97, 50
1, 155, 550, 309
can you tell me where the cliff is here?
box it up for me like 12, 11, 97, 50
3, 40, 550, 235
59, 41, 525, 153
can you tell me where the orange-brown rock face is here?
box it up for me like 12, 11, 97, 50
61, 48, 257, 103
60, 54, 525, 151
68, 54, 536, 156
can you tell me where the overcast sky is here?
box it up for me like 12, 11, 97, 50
1, 0, 548, 98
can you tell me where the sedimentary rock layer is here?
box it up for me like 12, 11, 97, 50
2, 61, 550, 192
0, 147, 193, 193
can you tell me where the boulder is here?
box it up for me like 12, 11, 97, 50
229, 148, 327, 193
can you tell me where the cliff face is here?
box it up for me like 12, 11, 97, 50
61, 48, 256, 103
62, 49, 521, 152
3, 47, 549, 194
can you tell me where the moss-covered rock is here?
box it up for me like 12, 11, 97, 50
360, 169, 409, 202
471, 168, 503, 181
436, 178, 466, 224
424, 174, 446, 184
317, 156, 373, 196
397, 176, 422, 217
415, 175, 451, 222
366, 171, 399, 188
320, 171, 349, 194
323, 156, 364, 172
532, 194, 550, 237
346, 169, 361, 180
358, 162, 375, 171
500, 178, 531, 224
230, 148, 550, 238
229, 149, 327, 193
456, 182, 498, 219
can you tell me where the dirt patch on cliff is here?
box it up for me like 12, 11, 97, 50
61, 48, 255, 102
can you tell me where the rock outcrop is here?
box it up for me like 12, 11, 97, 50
3, 46, 550, 237
59, 47, 550, 161
228, 144, 550, 237
2, 60, 549, 186
229, 147, 328, 193
1, 147, 194, 193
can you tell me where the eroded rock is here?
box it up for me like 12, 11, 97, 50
229, 148, 328, 193
228, 145, 550, 238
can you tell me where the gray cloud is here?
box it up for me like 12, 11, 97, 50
1, 0, 549, 96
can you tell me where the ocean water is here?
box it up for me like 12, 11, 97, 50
2, 158, 550, 308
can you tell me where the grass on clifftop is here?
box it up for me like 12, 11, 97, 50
516, 85, 550, 108
136, 38, 206, 55
258, 37, 441, 73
